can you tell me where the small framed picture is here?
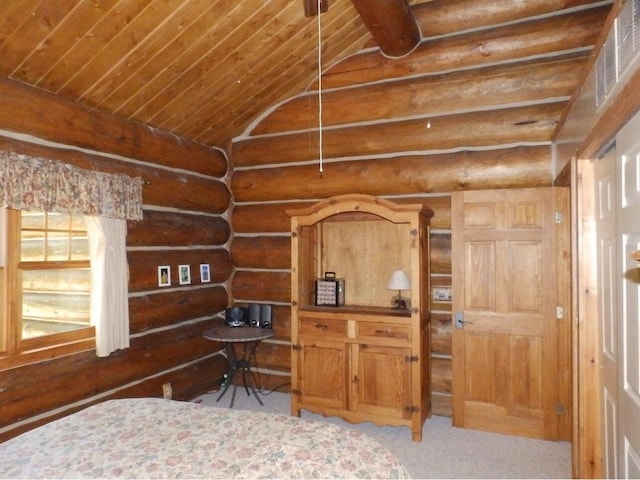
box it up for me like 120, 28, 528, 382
200, 263, 210, 283
179, 265, 191, 285
158, 266, 171, 287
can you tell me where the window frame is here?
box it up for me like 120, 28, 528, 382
1, 208, 95, 370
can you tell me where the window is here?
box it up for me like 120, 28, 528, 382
1, 208, 95, 359
0, 153, 140, 362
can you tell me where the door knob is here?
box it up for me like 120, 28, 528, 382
455, 312, 474, 329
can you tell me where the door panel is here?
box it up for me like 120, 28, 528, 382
464, 242, 495, 310
452, 187, 561, 440
616, 114, 640, 478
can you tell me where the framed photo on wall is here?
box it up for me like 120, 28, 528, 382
200, 264, 210, 283
179, 265, 191, 285
158, 266, 171, 287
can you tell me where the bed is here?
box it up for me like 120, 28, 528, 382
0, 397, 410, 479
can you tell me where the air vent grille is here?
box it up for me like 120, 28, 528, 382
596, 25, 618, 109
596, 0, 640, 111
618, 0, 640, 79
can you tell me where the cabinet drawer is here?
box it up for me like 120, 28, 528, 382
356, 322, 410, 342
300, 317, 347, 337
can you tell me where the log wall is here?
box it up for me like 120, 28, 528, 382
0, 79, 232, 441
229, 1, 610, 415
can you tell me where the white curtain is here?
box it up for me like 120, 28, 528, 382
85, 216, 130, 357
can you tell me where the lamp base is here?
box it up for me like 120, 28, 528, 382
391, 295, 411, 310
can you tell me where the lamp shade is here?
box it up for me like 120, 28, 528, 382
386, 270, 411, 290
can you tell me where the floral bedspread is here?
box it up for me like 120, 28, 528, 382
0, 398, 410, 479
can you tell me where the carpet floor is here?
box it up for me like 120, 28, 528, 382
194, 388, 571, 479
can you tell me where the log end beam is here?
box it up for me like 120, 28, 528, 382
350, 0, 421, 57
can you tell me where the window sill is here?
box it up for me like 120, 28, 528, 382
0, 334, 95, 372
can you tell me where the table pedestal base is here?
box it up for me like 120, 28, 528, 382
216, 340, 264, 408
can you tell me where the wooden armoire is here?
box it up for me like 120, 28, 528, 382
287, 194, 432, 441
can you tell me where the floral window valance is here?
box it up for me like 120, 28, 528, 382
0, 152, 143, 220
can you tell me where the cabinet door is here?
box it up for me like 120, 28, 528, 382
352, 344, 412, 420
298, 338, 349, 410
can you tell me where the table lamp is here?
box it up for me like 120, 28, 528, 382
387, 269, 411, 310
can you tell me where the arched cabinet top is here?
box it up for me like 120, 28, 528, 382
285, 194, 433, 225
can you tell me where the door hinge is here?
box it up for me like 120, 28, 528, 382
555, 211, 563, 224
404, 355, 419, 362
353, 375, 359, 384
291, 344, 302, 351
556, 402, 566, 415
556, 306, 564, 319
404, 405, 419, 413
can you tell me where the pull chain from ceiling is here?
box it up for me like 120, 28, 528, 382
317, 0, 323, 173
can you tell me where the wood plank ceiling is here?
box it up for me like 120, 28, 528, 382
0, 0, 381, 150
0, 0, 609, 152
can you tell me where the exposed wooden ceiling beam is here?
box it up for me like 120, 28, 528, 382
349, 0, 420, 57
304, 0, 329, 17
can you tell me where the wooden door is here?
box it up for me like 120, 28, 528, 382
351, 344, 412, 420
452, 188, 564, 440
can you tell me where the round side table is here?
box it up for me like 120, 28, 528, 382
204, 326, 274, 408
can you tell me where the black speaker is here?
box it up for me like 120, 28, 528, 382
248, 303, 261, 327
260, 304, 272, 329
